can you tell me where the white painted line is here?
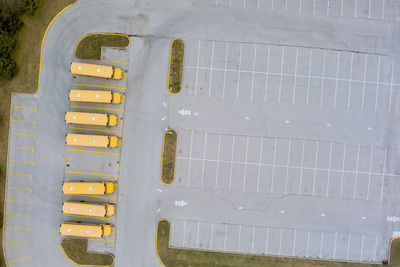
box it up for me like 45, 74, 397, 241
278, 46, 285, 103
285, 0, 288, 12
388, 58, 394, 112
257, 0, 260, 10
380, 147, 387, 202
312, 141, 320, 196
320, 50, 326, 106
366, 146, 373, 200
292, 229, 297, 256
223, 224, 228, 251
243, 136, 250, 192
325, 142, 333, 198
368, 0, 371, 19
182, 221, 186, 246
201, 131, 208, 187
278, 228, 283, 255
360, 233, 365, 261
339, 144, 347, 199
264, 46, 271, 102
236, 43, 243, 99
361, 54, 367, 111
256, 137, 264, 192
306, 231, 311, 257
347, 53, 354, 109
265, 227, 270, 254
215, 135, 221, 189
229, 135, 236, 190
250, 44, 257, 102
208, 41, 215, 97
319, 232, 324, 258
333, 232, 338, 258
229, 0, 232, 8
306, 50, 313, 105
251, 226, 256, 253
375, 56, 381, 112
194, 40, 201, 96
196, 222, 200, 248
237, 225, 242, 252
340, 0, 344, 17
284, 139, 292, 194
210, 223, 214, 249
243, 0, 246, 8
373, 235, 378, 262
382, 0, 385, 20
271, 0, 274, 11
346, 233, 351, 260
292, 47, 299, 104
187, 131, 194, 186
353, 144, 361, 200
271, 137, 278, 193
313, 0, 316, 14
334, 52, 340, 107
326, 0, 330, 16
298, 140, 305, 195
299, 0, 302, 13
222, 43, 229, 99
354, 0, 358, 18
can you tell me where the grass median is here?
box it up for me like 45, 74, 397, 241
161, 129, 177, 184
168, 39, 184, 94
61, 238, 114, 266
75, 34, 130, 60
157, 220, 400, 267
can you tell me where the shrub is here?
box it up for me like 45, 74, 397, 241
0, 32, 16, 55
0, 57, 17, 79
17, 0, 39, 16
0, 4, 23, 36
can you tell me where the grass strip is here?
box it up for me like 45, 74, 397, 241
161, 129, 177, 184
61, 238, 114, 266
168, 39, 184, 94
75, 34, 130, 60
157, 220, 400, 267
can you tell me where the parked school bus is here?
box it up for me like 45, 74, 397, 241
65, 112, 118, 127
70, 62, 123, 80
69, 89, 122, 104
62, 182, 117, 195
66, 133, 121, 148
60, 222, 114, 238
62, 200, 115, 217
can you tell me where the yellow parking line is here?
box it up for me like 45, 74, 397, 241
72, 83, 126, 90
11, 106, 37, 112
75, 194, 117, 200
6, 226, 30, 231
64, 214, 115, 221
66, 171, 119, 177
11, 133, 36, 139
70, 105, 124, 112
102, 60, 128, 65
89, 238, 115, 242
4, 241, 29, 245
10, 146, 34, 152
67, 148, 120, 155
11, 119, 36, 125
116, 163, 120, 171
6, 213, 30, 219
69, 127, 122, 134
7, 200, 31, 205
7, 256, 31, 263
8, 186, 32, 192
9, 160, 34, 166
8, 173, 32, 180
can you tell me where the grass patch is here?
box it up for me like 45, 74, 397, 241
75, 34, 130, 60
0, 0, 75, 265
161, 129, 177, 184
168, 39, 184, 94
61, 238, 114, 266
157, 220, 400, 267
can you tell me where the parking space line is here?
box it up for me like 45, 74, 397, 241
354, 0, 358, 17
223, 224, 227, 251
210, 223, 214, 249
265, 227, 270, 253
264, 46, 271, 102
353, 144, 361, 199
306, 231, 310, 257
89, 238, 115, 242
380, 148, 387, 202
7, 256, 31, 263
298, 140, 305, 195
208, 41, 215, 97
182, 221, 186, 246
6, 213, 30, 219
346, 233, 351, 260
278, 47, 285, 103
256, 137, 264, 192
70, 105, 124, 112
11, 106, 37, 112
236, 43, 243, 99
194, 40, 201, 96
278, 228, 283, 255
250, 44, 257, 101
8, 173, 32, 180
340, 0, 344, 17
320, 51, 326, 106
366, 146, 373, 200
187, 131, 194, 186
375, 56, 381, 111
237, 224, 242, 252
373, 235, 378, 262
292, 48, 299, 104
215, 135, 221, 189
72, 83, 126, 90
201, 131, 208, 187
74, 194, 117, 200
292, 229, 297, 256
9, 160, 34, 166
196, 222, 200, 248
388, 58, 394, 112
69, 126, 122, 134
361, 55, 367, 111
67, 148, 121, 155
325, 142, 333, 197
319, 232, 324, 258
8, 186, 32, 192
360, 233, 365, 261
333, 232, 338, 258
4, 241, 29, 245
10, 146, 34, 152
65, 171, 119, 177
64, 214, 115, 221
347, 53, 354, 108
222, 43, 229, 99
339, 144, 347, 199
306, 50, 313, 105
242, 136, 249, 192
101, 60, 128, 64
312, 0, 316, 14
270, 137, 277, 193
11, 133, 35, 139
6, 226, 30, 231
251, 226, 255, 253
11, 119, 36, 125
229, 135, 236, 190
334, 52, 340, 107
284, 139, 291, 194
7, 200, 31, 205
382, 0, 386, 20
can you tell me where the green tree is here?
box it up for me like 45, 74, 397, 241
17, 0, 39, 16
0, 32, 16, 55
0, 4, 23, 36
0, 57, 17, 80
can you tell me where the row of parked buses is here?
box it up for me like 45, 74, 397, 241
60, 62, 124, 238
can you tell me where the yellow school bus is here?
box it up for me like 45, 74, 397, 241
66, 133, 121, 148
62, 200, 115, 217
62, 182, 117, 195
65, 112, 118, 127
69, 90, 122, 104
70, 62, 123, 80
60, 222, 114, 238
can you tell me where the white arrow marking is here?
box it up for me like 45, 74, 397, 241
161, 116, 167, 121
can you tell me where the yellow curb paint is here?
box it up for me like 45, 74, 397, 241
60, 244, 114, 267
156, 219, 167, 267
74, 32, 130, 56
89, 238, 115, 242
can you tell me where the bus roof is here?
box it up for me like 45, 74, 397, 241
65, 112, 108, 126
70, 62, 113, 79
66, 134, 109, 148
60, 222, 103, 238
69, 90, 112, 103
62, 201, 107, 217
63, 182, 106, 195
